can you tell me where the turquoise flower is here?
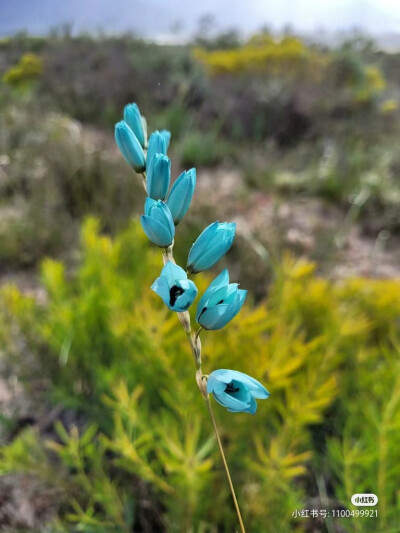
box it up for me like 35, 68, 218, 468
166, 169, 196, 225
187, 222, 236, 273
146, 130, 169, 170
160, 129, 171, 151
123, 103, 147, 149
147, 154, 171, 201
196, 269, 246, 330
114, 121, 145, 172
140, 198, 175, 247
207, 369, 270, 414
152, 261, 198, 312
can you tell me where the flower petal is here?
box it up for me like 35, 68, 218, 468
228, 395, 257, 414
146, 131, 167, 170
151, 276, 170, 305
147, 154, 171, 201
207, 285, 229, 308
114, 121, 145, 171
207, 374, 227, 395
140, 215, 173, 247
198, 304, 230, 330
209, 369, 269, 399
123, 103, 145, 148
193, 227, 235, 272
173, 282, 198, 311
187, 221, 220, 271
166, 169, 196, 224
212, 391, 251, 412
144, 197, 157, 216
196, 269, 229, 321
161, 261, 187, 286
224, 290, 247, 324
160, 130, 171, 151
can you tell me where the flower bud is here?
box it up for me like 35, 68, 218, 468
146, 130, 169, 170
141, 198, 175, 247
166, 169, 196, 224
187, 221, 236, 273
123, 103, 146, 148
147, 154, 171, 201
114, 120, 145, 172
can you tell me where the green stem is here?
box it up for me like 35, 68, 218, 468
161, 247, 246, 532
205, 396, 246, 533
186, 331, 201, 369
195, 326, 203, 344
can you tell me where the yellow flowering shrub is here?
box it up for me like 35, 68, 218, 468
193, 35, 327, 80
0, 219, 399, 531
2, 52, 43, 87
379, 98, 398, 114
194, 34, 389, 110
353, 65, 386, 103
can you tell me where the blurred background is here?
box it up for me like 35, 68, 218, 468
0, 1, 399, 532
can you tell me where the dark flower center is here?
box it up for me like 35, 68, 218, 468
225, 381, 240, 394
169, 285, 185, 306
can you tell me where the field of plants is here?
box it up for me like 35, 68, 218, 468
0, 30, 399, 532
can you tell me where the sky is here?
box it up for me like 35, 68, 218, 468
1, 0, 400, 39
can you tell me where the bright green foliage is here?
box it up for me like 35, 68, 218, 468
2, 52, 43, 88
0, 220, 399, 531
177, 130, 229, 168
0, 427, 48, 477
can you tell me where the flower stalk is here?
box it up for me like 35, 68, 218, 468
114, 101, 269, 533
167, 243, 246, 530
206, 396, 246, 533
163, 246, 246, 531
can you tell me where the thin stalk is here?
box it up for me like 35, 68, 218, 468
160, 246, 246, 532
205, 396, 246, 533
186, 331, 200, 369
141, 172, 147, 192
195, 326, 203, 344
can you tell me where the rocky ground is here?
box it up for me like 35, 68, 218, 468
197, 167, 400, 280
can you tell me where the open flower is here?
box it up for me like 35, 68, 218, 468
140, 198, 175, 247
187, 221, 236, 273
166, 168, 196, 224
147, 154, 171, 200
152, 261, 198, 312
123, 103, 147, 149
196, 269, 246, 330
207, 369, 270, 414
114, 120, 145, 172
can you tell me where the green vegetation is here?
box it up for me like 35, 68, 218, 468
0, 30, 400, 531
0, 33, 399, 266
1, 221, 399, 531
0, 99, 144, 267
2, 52, 43, 88
0, 32, 399, 274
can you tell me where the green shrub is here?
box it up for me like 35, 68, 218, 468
177, 130, 229, 168
0, 102, 143, 267
1, 219, 399, 531
2, 52, 43, 88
